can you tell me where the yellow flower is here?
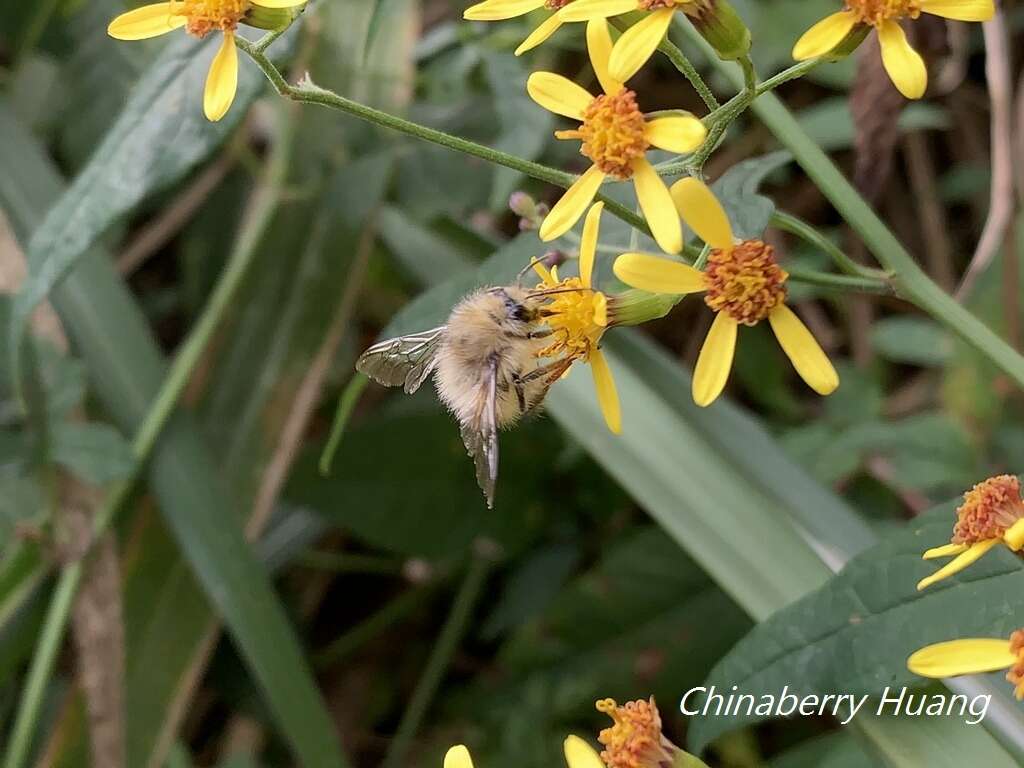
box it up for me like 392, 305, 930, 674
792, 0, 994, 100
595, 697, 681, 768
463, 0, 580, 56
909, 629, 1024, 700
527, 19, 706, 255
107, 0, 306, 121
534, 203, 622, 433
443, 734, 610, 768
917, 474, 1024, 590
613, 178, 838, 407
560, 0, 747, 82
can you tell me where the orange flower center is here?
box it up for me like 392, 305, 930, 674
537, 278, 607, 361
580, 90, 649, 180
174, 0, 251, 36
596, 697, 675, 768
845, 0, 921, 26
1008, 630, 1024, 700
952, 475, 1024, 544
638, 0, 677, 10
703, 240, 787, 325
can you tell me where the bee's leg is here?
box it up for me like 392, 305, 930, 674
510, 373, 527, 413
527, 328, 553, 339
520, 358, 572, 385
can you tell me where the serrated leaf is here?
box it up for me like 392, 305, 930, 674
710, 151, 791, 240
687, 501, 1024, 751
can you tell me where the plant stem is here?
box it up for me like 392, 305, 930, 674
380, 552, 491, 768
1, 104, 301, 768
771, 211, 889, 280
675, 18, 1024, 389
319, 372, 368, 475
237, 38, 650, 236
655, 27, 720, 110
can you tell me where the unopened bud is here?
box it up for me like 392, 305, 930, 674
246, 2, 306, 31
540, 250, 567, 269
684, 0, 751, 61
509, 191, 538, 219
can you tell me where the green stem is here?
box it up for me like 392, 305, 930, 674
654, 28, 720, 110
236, 39, 650, 236
785, 266, 893, 295
771, 211, 888, 280
380, 552, 491, 768
677, 19, 1024, 388
319, 372, 368, 475
0, 104, 300, 768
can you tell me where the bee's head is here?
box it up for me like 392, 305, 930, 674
487, 286, 542, 328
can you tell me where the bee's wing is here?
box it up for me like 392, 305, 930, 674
355, 326, 446, 394
459, 356, 499, 509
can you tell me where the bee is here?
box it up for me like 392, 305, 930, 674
356, 285, 574, 508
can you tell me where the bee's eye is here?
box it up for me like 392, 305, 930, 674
504, 296, 528, 322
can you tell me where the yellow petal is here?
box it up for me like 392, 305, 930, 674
632, 159, 682, 255
613, 253, 705, 294
592, 291, 608, 327
539, 166, 606, 242
559, 0, 640, 22
444, 745, 475, 768
564, 735, 606, 768
526, 72, 594, 120
251, 0, 307, 6
644, 115, 706, 155
692, 312, 737, 407
608, 8, 675, 83
465, 0, 544, 20
768, 304, 839, 396
515, 13, 564, 55
908, 639, 1017, 678
920, 0, 994, 21
923, 542, 969, 559
670, 177, 733, 250
878, 20, 927, 99
107, 2, 184, 40
579, 202, 603, 289
204, 32, 238, 122
586, 19, 622, 95
916, 539, 1000, 591
1005, 518, 1024, 551
792, 11, 859, 60
590, 349, 621, 434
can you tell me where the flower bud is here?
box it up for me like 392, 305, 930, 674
245, 2, 306, 31
684, 0, 751, 62
607, 289, 678, 327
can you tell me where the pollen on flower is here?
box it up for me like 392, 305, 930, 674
703, 240, 788, 325
952, 475, 1024, 545
538, 278, 607, 362
544, 0, 574, 9
595, 697, 675, 768
638, 0, 677, 11
1007, 630, 1024, 700
845, 0, 921, 26
175, 0, 251, 36
579, 90, 649, 179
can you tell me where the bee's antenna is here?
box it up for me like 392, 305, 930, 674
517, 251, 568, 287
527, 286, 595, 299
516, 257, 547, 287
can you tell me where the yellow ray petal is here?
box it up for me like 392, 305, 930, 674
515, 12, 564, 55
908, 639, 1016, 679
590, 349, 621, 434
613, 253, 705, 294
107, 2, 184, 40
670, 177, 733, 250
464, 0, 544, 20
792, 11, 859, 60
916, 539, 1000, 591
539, 166, 606, 241
644, 114, 706, 155
1005, 518, 1024, 551
768, 305, 839, 396
251, 0, 307, 7
632, 159, 682, 255
579, 202, 603, 288
526, 72, 594, 120
693, 312, 737, 407
608, 8, 675, 83
444, 745, 475, 768
533, 259, 556, 285
204, 32, 238, 122
920, 0, 994, 21
923, 542, 969, 559
586, 19, 622, 95
878, 20, 927, 99
564, 735, 606, 768
559, 0, 640, 22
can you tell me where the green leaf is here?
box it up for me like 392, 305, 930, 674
8, 30, 288, 399
710, 150, 791, 240
49, 422, 134, 486
872, 316, 953, 367
687, 501, 1024, 752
